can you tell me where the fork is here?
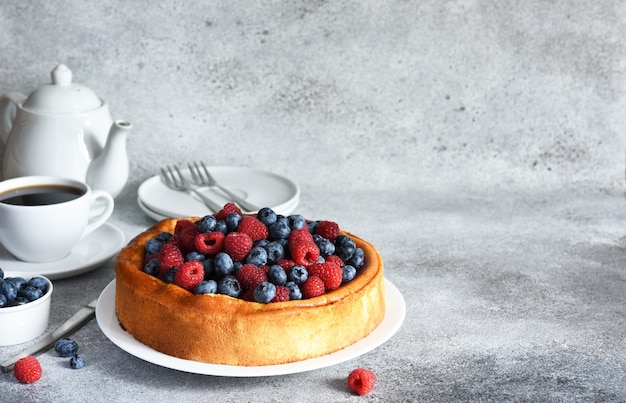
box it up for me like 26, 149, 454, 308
160, 165, 223, 212
188, 161, 260, 212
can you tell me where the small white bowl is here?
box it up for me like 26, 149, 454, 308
0, 271, 53, 346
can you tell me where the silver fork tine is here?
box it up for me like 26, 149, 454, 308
160, 164, 222, 212
191, 161, 259, 212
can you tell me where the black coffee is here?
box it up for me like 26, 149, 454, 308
0, 185, 84, 206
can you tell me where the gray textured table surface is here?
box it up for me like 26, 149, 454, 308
2, 1, 626, 401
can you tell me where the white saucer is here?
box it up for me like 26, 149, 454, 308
96, 278, 405, 377
138, 166, 300, 219
0, 223, 125, 280
138, 195, 299, 222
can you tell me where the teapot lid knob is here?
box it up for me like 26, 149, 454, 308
51, 64, 72, 86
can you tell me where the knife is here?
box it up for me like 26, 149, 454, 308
1, 298, 98, 372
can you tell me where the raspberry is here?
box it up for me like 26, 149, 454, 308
174, 260, 205, 291
301, 276, 325, 299
195, 231, 225, 254
271, 285, 290, 302
316, 220, 340, 241
241, 287, 256, 301
158, 243, 184, 271
289, 241, 320, 267
288, 228, 313, 244
307, 262, 343, 290
236, 263, 267, 290
214, 202, 242, 221
347, 368, 376, 396
165, 234, 184, 250
179, 225, 201, 252
238, 216, 269, 241
174, 219, 196, 234
277, 258, 296, 271
224, 232, 253, 262
14, 356, 42, 384
325, 255, 344, 267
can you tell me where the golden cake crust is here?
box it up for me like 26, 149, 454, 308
115, 217, 385, 366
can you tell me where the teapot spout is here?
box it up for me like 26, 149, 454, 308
86, 120, 131, 198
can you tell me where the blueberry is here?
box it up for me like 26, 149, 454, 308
27, 277, 48, 291
0, 294, 7, 307
162, 268, 178, 283
264, 241, 285, 263
194, 280, 218, 295
202, 258, 215, 278
254, 239, 270, 248
0, 281, 17, 301
19, 286, 43, 302
233, 262, 243, 275
342, 265, 357, 283
144, 238, 164, 256
156, 232, 172, 242
8, 296, 28, 307
267, 265, 287, 286
314, 235, 335, 257
197, 215, 217, 233
285, 281, 302, 300
347, 248, 364, 268
246, 246, 268, 266
335, 235, 356, 261
226, 213, 242, 232
214, 220, 228, 234
143, 259, 160, 277
307, 220, 320, 234
288, 214, 306, 230
7, 277, 26, 290
218, 276, 241, 298
269, 221, 291, 239
69, 355, 85, 369
55, 338, 79, 357
185, 251, 205, 262
214, 252, 234, 277
288, 265, 308, 285
253, 282, 276, 303
257, 207, 277, 226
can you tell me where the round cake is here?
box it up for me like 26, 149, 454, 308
115, 207, 385, 366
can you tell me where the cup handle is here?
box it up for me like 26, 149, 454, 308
82, 190, 114, 238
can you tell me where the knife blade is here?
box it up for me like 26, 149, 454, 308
1, 298, 98, 373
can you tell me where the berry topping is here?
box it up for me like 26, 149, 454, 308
315, 220, 340, 241
174, 219, 196, 234
301, 276, 325, 299
224, 232, 253, 262
288, 228, 314, 244
194, 231, 224, 254
238, 216, 269, 241
271, 285, 291, 302
158, 243, 184, 271
179, 225, 201, 252
347, 368, 376, 396
289, 240, 320, 267
174, 260, 205, 291
214, 202, 242, 221
14, 356, 42, 384
307, 262, 343, 291
253, 282, 276, 303
236, 264, 267, 290
217, 276, 241, 298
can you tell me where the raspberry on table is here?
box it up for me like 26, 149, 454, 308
174, 260, 205, 291
301, 276, 325, 299
347, 367, 376, 396
14, 356, 42, 384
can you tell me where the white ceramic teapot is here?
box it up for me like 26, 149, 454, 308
0, 64, 131, 197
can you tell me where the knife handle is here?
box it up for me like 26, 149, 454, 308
1, 300, 97, 373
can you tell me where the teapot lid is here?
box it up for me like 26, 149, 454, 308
22, 64, 103, 113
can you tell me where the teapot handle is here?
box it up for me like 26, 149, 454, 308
0, 92, 26, 145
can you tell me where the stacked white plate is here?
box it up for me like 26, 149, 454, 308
137, 166, 300, 221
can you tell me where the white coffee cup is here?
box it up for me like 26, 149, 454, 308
0, 176, 114, 263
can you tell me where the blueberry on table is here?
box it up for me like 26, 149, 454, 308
55, 338, 79, 357
69, 355, 85, 369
